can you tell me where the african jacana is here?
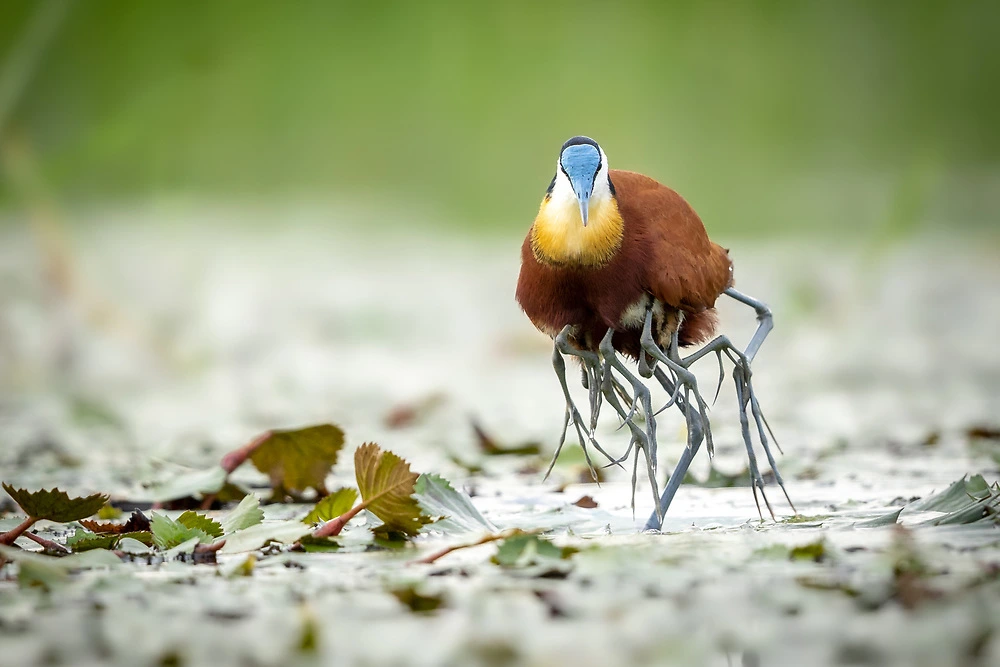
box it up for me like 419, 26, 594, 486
515, 136, 793, 530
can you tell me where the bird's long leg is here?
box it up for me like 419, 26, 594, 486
639, 309, 714, 465
597, 329, 662, 520
547, 326, 621, 481
723, 287, 772, 363
643, 365, 703, 530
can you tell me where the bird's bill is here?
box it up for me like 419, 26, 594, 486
577, 193, 590, 227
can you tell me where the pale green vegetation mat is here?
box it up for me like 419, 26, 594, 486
1, 212, 999, 666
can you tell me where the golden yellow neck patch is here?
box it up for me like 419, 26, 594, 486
531, 195, 624, 267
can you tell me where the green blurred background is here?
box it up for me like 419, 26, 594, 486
1, 0, 998, 237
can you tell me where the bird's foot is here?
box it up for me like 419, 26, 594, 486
548, 327, 622, 482
681, 335, 795, 519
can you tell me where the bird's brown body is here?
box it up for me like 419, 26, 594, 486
516, 169, 733, 357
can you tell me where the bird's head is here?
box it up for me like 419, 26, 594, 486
551, 136, 613, 227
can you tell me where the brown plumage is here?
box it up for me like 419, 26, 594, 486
516, 169, 733, 357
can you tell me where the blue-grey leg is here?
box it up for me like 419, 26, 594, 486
548, 326, 622, 480
596, 329, 663, 519
644, 288, 793, 529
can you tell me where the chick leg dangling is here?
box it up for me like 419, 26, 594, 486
546, 326, 623, 481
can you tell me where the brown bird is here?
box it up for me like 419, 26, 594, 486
515, 136, 793, 529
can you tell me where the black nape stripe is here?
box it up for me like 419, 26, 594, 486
545, 174, 556, 196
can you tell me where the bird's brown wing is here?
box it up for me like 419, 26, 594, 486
610, 170, 732, 312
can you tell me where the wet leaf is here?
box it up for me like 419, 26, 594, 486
355, 443, 432, 536
471, 419, 541, 457
218, 521, 311, 554
221, 494, 265, 534
0, 545, 121, 590
572, 495, 598, 509
390, 584, 445, 613
1, 484, 109, 523
492, 535, 576, 568
301, 488, 358, 525
249, 424, 345, 496
150, 512, 214, 549
413, 474, 495, 534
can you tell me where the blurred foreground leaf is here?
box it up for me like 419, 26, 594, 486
301, 488, 358, 524
492, 535, 576, 568
355, 443, 432, 536
389, 584, 445, 613
248, 424, 346, 497
0, 545, 121, 590
2, 484, 108, 523
413, 474, 495, 534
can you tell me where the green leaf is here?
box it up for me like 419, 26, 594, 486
297, 535, 342, 552
301, 488, 358, 524
249, 424, 345, 495
789, 540, 827, 562
492, 534, 576, 568
149, 512, 213, 549
2, 484, 108, 523
66, 529, 119, 552
389, 584, 445, 613
218, 521, 312, 554
221, 494, 265, 534
354, 443, 433, 537
413, 474, 495, 534
177, 511, 224, 538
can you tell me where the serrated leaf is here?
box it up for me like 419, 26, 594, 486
177, 511, 224, 538
249, 424, 345, 495
218, 521, 312, 554
150, 512, 213, 549
301, 488, 358, 524
2, 484, 109, 523
413, 474, 495, 534
221, 494, 265, 534
354, 443, 432, 537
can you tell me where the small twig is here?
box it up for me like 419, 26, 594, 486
0, 516, 39, 546
23, 530, 68, 554
411, 529, 530, 566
